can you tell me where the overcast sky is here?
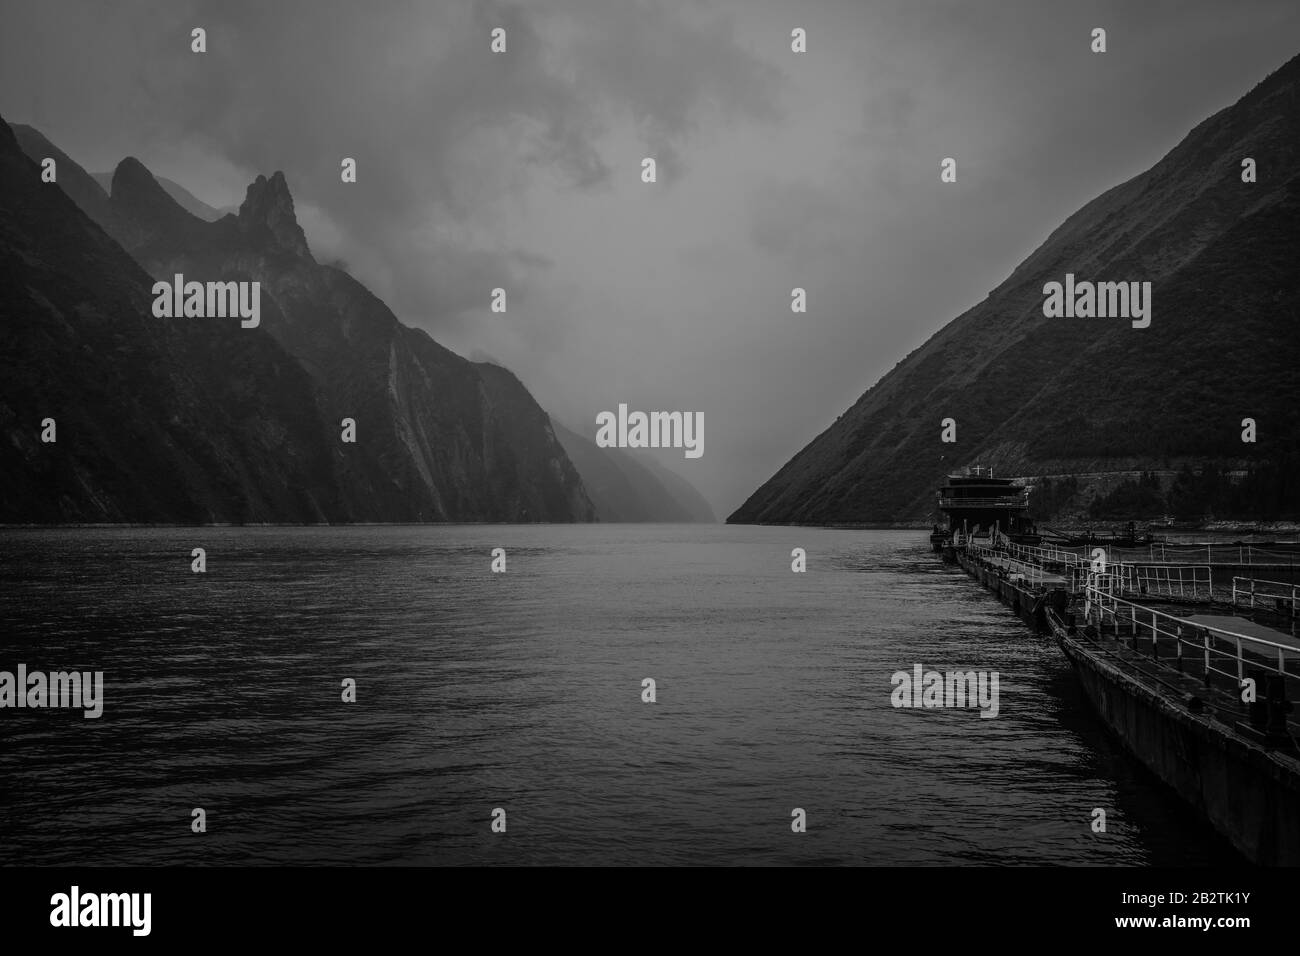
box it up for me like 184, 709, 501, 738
3, 0, 1299, 516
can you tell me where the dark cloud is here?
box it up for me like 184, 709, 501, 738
568, 0, 783, 182
2, 0, 1298, 515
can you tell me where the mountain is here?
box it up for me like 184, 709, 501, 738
730, 53, 1300, 525
638, 453, 715, 522
5, 118, 595, 523
552, 419, 714, 522
0, 117, 342, 522
92, 170, 223, 221
11, 124, 116, 227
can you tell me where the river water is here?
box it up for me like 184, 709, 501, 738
0, 525, 1239, 865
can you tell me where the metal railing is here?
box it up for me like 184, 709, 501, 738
1144, 543, 1300, 566
1116, 563, 1214, 600
1232, 577, 1300, 615
1000, 542, 1300, 567
1007, 542, 1087, 567
1003, 556, 1044, 587
967, 540, 1214, 601
966, 541, 1045, 587
937, 496, 1029, 509
1081, 578, 1299, 696
1086, 571, 1120, 617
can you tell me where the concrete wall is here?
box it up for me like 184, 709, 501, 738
1059, 631, 1300, 865
956, 547, 1300, 864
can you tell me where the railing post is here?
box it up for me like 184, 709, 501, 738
1173, 617, 1182, 672
1202, 629, 1211, 688
1236, 637, 1244, 688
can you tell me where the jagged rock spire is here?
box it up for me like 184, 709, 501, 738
238, 170, 311, 258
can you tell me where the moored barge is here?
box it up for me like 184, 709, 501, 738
933, 471, 1300, 864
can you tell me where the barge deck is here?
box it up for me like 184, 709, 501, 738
948, 533, 1300, 864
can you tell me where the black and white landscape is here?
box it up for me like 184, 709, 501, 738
2, 0, 1299, 904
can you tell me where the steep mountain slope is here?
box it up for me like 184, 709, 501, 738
7, 119, 595, 522
552, 419, 714, 522
731, 53, 1300, 525
100, 156, 591, 522
91, 170, 223, 221
11, 124, 117, 230
0, 117, 341, 522
638, 453, 715, 522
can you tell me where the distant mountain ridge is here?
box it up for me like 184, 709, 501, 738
4, 117, 595, 522
552, 419, 714, 522
638, 451, 715, 523
731, 52, 1300, 525
455, 348, 715, 522
92, 170, 223, 221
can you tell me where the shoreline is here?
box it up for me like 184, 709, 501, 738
3, 518, 1300, 536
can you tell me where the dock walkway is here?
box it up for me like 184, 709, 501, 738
1184, 614, 1300, 653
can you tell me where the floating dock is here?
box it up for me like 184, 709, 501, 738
935, 474, 1300, 864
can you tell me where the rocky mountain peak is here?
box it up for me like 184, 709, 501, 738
237, 170, 311, 259
107, 156, 200, 239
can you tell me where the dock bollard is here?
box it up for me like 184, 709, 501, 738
1265, 674, 1294, 743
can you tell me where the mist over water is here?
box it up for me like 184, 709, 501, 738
0, 525, 1238, 865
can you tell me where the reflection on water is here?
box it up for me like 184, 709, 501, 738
0, 525, 1240, 865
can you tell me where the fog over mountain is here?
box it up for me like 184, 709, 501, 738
552, 420, 715, 522
3, 1, 1299, 516
91, 170, 224, 221
3, 118, 594, 522
731, 53, 1300, 524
